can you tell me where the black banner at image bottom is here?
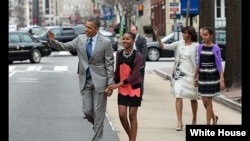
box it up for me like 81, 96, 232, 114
186, 125, 248, 140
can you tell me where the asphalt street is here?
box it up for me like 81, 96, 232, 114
8, 51, 243, 141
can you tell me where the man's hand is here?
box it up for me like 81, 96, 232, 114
105, 87, 113, 97
47, 30, 55, 42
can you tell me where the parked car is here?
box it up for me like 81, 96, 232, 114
146, 32, 176, 61
146, 30, 226, 61
215, 30, 226, 60
9, 24, 18, 31
33, 26, 79, 55
9, 31, 51, 64
72, 24, 85, 34
99, 29, 118, 51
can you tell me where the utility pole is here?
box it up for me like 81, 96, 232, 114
185, 0, 190, 26
136, 0, 141, 32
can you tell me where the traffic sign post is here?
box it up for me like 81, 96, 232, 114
169, 2, 181, 41
102, 7, 113, 30
169, 2, 180, 19
103, 7, 113, 20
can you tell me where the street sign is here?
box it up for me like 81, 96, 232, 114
170, 14, 181, 19
169, 2, 180, 13
103, 7, 113, 20
181, 0, 199, 16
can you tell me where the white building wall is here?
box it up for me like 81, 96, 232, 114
139, 0, 151, 35
215, 0, 226, 28
60, 0, 92, 25
24, 0, 30, 27
9, 0, 226, 29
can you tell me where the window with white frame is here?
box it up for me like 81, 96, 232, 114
216, 0, 221, 18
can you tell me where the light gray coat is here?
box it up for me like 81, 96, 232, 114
163, 39, 198, 72
50, 33, 115, 93
162, 39, 198, 95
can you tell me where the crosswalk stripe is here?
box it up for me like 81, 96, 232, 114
9, 66, 16, 71
26, 66, 37, 71
54, 66, 68, 71
9, 71, 16, 77
59, 51, 71, 55
35, 66, 42, 71
9, 66, 69, 72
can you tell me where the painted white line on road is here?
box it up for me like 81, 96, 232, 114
9, 66, 16, 72
54, 66, 68, 71
26, 66, 36, 71
15, 78, 38, 83
105, 112, 116, 131
15, 80, 38, 83
59, 51, 71, 55
50, 51, 71, 56
9, 71, 16, 77
35, 66, 42, 71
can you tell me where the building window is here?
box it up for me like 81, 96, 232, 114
45, 0, 50, 14
56, 1, 58, 16
216, 0, 221, 18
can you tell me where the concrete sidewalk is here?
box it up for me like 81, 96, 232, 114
154, 67, 242, 112
106, 72, 241, 141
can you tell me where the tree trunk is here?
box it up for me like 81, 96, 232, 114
224, 0, 242, 88
199, 0, 215, 42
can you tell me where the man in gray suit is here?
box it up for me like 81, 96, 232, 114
47, 18, 114, 141
131, 25, 148, 100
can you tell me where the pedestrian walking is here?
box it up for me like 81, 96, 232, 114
47, 17, 114, 141
107, 31, 142, 141
130, 25, 148, 100
152, 25, 199, 131
194, 26, 225, 125
199, 27, 204, 43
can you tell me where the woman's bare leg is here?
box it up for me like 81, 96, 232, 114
191, 100, 198, 125
176, 98, 183, 129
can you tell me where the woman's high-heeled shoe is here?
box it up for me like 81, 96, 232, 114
176, 124, 183, 131
212, 115, 219, 125
215, 116, 218, 125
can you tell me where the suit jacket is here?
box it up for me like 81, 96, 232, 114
135, 34, 148, 68
50, 33, 115, 93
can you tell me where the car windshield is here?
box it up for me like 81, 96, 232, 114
33, 27, 48, 36
73, 26, 85, 34
99, 29, 113, 36
216, 31, 226, 41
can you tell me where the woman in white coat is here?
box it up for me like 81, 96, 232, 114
152, 25, 199, 131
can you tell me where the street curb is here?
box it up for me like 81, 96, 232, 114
213, 95, 241, 112
154, 69, 241, 113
